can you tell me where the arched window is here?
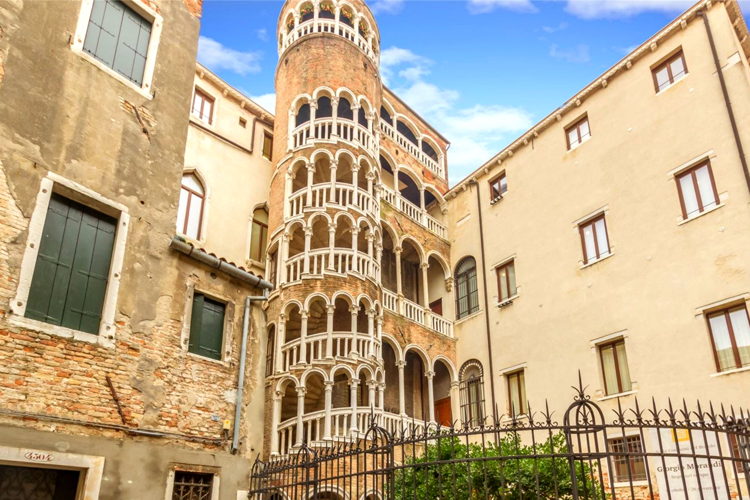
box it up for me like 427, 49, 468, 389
340, 6, 354, 27
295, 103, 310, 127
250, 207, 269, 262
357, 107, 368, 128
300, 3, 314, 22
319, 1, 335, 19
317, 96, 332, 118
459, 360, 485, 426
422, 140, 439, 162
265, 327, 275, 377
380, 106, 392, 125
455, 257, 478, 319
397, 120, 418, 145
177, 173, 205, 240
337, 97, 353, 120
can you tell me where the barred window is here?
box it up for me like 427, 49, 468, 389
172, 471, 214, 500
607, 436, 648, 482
455, 257, 479, 320
459, 361, 485, 427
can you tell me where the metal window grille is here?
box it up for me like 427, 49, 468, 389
172, 471, 213, 500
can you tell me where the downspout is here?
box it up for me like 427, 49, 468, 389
469, 179, 498, 417
699, 8, 750, 196
232, 289, 269, 454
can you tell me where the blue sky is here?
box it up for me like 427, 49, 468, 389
198, 0, 750, 184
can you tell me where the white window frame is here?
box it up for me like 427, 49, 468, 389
10, 173, 129, 348
590, 331, 638, 401
0, 445, 105, 498
179, 283, 235, 364
499, 362, 528, 419
70, 0, 163, 99
177, 169, 209, 243
164, 467, 221, 500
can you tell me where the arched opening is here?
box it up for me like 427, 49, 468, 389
285, 14, 295, 33
310, 492, 345, 500
290, 161, 308, 194
421, 138, 439, 162
459, 360, 485, 427
356, 301, 368, 334
424, 186, 445, 225
309, 216, 329, 251
357, 107, 368, 128
397, 170, 421, 208
312, 154, 332, 185
404, 350, 428, 421
400, 239, 422, 306
304, 372, 326, 414
357, 371, 371, 408
339, 5, 354, 27
433, 360, 453, 426
381, 230, 397, 292
317, 96, 333, 118
356, 220, 369, 254
379, 154, 395, 194
334, 216, 353, 249
279, 379, 298, 448
265, 325, 276, 377
299, 2, 314, 23
356, 160, 369, 191
319, 0, 335, 19
295, 102, 310, 126
177, 173, 205, 240
337, 97, 353, 120
285, 304, 302, 344
287, 223, 305, 259
427, 255, 448, 316
381, 342, 399, 414
306, 297, 328, 362
455, 257, 479, 320
332, 297, 351, 333
268, 240, 279, 286
380, 106, 393, 125
335, 155, 355, 185
397, 119, 418, 145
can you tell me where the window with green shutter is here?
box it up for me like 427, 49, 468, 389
189, 293, 226, 360
82, 0, 152, 85
25, 194, 117, 335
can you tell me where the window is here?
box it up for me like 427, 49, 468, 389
24, 194, 116, 335
177, 173, 205, 240
652, 50, 687, 92
81, 0, 153, 86
565, 115, 591, 150
496, 260, 517, 303
506, 370, 526, 417
188, 293, 225, 361
608, 436, 648, 482
489, 173, 507, 203
706, 304, 750, 372
171, 471, 215, 500
459, 361, 485, 427
579, 214, 610, 265
599, 339, 632, 395
239, 117, 247, 128
250, 207, 269, 262
728, 433, 748, 474
265, 327, 275, 377
191, 88, 214, 124
262, 132, 273, 161
675, 162, 719, 220
455, 257, 479, 320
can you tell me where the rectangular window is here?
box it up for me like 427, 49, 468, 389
189, 293, 226, 361
489, 173, 507, 202
599, 339, 632, 395
171, 471, 214, 500
675, 162, 719, 220
728, 434, 748, 474
496, 260, 517, 303
459, 373, 485, 427
608, 436, 648, 482
565, 115, 590, 150
239, 117, 247, 128
506, 370, 526, 417
263, 132, 273, 161
191, 88, 214, 124
652, 50, 687, 93
579, 214, 610, 265
706, 304, 750, 372
82, 0, 152, 86
24, 194, 117, 335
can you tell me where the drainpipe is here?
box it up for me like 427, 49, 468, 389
698, 8, 750, 196
469, 179, 498, 418
232, 289, 269, 454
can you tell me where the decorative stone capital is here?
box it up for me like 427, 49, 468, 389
349, 306, 359, 315
451, 381, 461, 390
420, 262, 429, 270
425, 370, 435, 379
296, 386, 307, 396
396, 360, 406, 368
324, 381, 335, 389
445, 277, 454, 292
328, 223, 336, 233
300, 310, 308, 320
304, 226, 314, 236
273, 391, 284, 401
326, 304, 336, 314
394, 246, 402, 255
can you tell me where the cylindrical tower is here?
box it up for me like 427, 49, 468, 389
264, 0, 385, 456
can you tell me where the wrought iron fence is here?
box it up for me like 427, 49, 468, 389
248, 378, 750, 499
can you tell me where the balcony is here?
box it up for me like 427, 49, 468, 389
289, 183, 379, 220
380, 121, 445, 179
380, 186, 447, 239
285, 248, 380, 283
279, 18, 377, 64
279, 331, 380, 371
383, 289, 453, 337
291, 117, 377, 157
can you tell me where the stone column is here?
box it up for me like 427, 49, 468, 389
421, 261, 430, 310
367, 309, 375, 357
276, 314, 286, 373
368, 381, 377, 410
305, 163, 315, 206
426, 370, 436, 425
325, 304, 335, 359
350, 306, 359, 355
394, 246, 403, 314
349, 380, 359, 433
331, 97, 339, 138
323, 381, 334, 440
299, 310, 308, 365
329, 160, 338, 202
270, 390, 283, 455
351, 165, 359, 206
378, 383, 385, 410
309, 100, 318, 141
284, 173, 293, 219
327, 223, 336, 270
303, 226, 312, 274
397, 359, 406, 416
295, 386, 306, 447
450, 381, 461, 427
280, 232, 290, 284
376, 317, 383, 359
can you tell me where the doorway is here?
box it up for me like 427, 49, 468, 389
0, 464, 80, 500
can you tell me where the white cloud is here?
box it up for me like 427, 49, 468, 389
370, 0, 404, 14
251, 93, 276, 114
549, 43, 590, 63
197, 36, 262, 76
541, 22, 568, 33
467, 0, 537, 14
382, 46, 533, 183
565, 0, 694, 19
256, 28, 268, 42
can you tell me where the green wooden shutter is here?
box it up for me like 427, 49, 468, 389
189, 293, 225, 360
25, 194, 116, 334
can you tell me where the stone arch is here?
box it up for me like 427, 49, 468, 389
420, 134, 441, 162
301, 366, 330, 385
403, 344, 430, 368
432, 355, 458, 382
425, 251, 451, 279
303, 292, 331, 311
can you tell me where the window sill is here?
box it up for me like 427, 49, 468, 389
613, 480, 649, 488
8, 315, 115, 349
186, 351, 230, 367
710, 365, 750, 378
579, 252, 614, 269
567, 135, 591, 153
655, 73, 689, 96
490, 195, 504, 206
678, 203, 724, 226
597, 389, 637, 402
71, 48, 153, 100
454, 309, 483, 325
496, 294, 519, 308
